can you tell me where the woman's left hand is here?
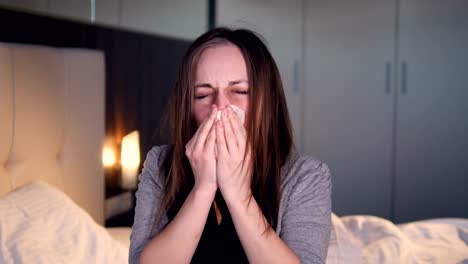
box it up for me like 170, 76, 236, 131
216, 106, 252, 203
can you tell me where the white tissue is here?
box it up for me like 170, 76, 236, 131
214, 105, 245, 157
216, 105, 245, 124
230, 104, 245, 124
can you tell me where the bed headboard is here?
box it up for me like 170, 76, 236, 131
0, 42, 105, 224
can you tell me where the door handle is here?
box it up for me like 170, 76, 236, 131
385, 61, 391, 95
401, 61, 407, 95
293, 60, 299, 92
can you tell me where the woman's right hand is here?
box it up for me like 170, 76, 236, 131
185, 105, 218, 194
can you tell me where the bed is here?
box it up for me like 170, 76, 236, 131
1, 41, 467, 264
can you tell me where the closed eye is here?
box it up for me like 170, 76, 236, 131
195, 94, 210, 100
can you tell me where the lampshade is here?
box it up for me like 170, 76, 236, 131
120, 130, 140, 189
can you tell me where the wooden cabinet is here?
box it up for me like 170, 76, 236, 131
217, 0, 468, 222
395, 0, 468, 222
304, 0, 468, 222
303, 0, 396, 219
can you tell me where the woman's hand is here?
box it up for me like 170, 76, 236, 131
216, 106, 252, 203
185, 105, 218, 194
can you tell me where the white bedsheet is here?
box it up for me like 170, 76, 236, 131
1, 181, 466, 264
0, 181, 128, 264
327, 214, 468, 264
105, 214, 468, 264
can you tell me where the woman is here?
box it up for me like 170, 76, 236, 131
129, 27, 332, 264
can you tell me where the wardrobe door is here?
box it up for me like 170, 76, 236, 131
395, 0, 468, 222
216, 0, 305, 148
304, 0, 396, 218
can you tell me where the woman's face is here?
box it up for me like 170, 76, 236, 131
192, 43, 249, 127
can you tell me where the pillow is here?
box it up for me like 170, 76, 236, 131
0, 181, 128, 264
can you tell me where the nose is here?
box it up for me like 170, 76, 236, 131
215, 92, 230, 109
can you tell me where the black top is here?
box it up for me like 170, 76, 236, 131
167, 189, 249, 263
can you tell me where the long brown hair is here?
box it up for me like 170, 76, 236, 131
158, 27, 294, 230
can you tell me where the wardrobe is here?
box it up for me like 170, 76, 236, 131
218, 0, 468, 222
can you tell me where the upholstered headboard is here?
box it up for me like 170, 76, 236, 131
0, 42, 105, 224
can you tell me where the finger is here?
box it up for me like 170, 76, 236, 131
216, 119, 229, 157
204, 120, 217, 154
222, 108, 238, 152
185, 105, 215, 149
194, 106, 218, 150
186, 132, 197, 152
239, 144, 252, 175
185, 138, 192, 149
228, 106, 246, 146
186, 105, 216, 150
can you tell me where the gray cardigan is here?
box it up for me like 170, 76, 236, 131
129, 145, 332, 264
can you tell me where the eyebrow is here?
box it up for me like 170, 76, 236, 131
194, 79, 248, 88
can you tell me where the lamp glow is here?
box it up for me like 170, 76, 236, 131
120, 130, 140, 189
102, 147, 117, 167
102, 138, 117, 168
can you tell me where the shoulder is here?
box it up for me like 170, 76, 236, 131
138, 145, 171, 185
277, 153, 332, 261
130, 145, 171, 263
280, 151, 332, 199
144, 144, 171, 166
